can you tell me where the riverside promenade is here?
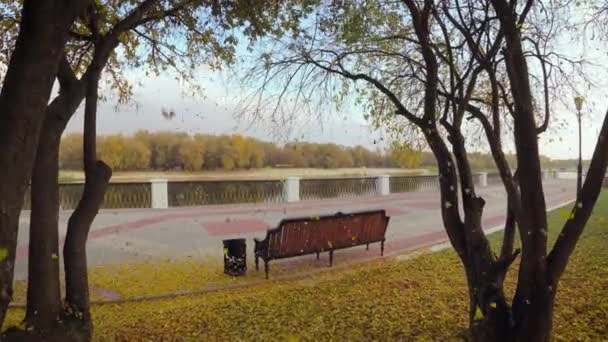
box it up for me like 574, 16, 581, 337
14, 179, 576, 279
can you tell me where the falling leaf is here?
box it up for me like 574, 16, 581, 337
51, 253, 58, 260
0, 247, 7, 261
489, 302, 497, 309
474, 306, 484, 321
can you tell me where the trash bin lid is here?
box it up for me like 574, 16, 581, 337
222, 238, 246, 243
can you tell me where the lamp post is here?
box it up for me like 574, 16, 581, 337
574, 96, 584, 199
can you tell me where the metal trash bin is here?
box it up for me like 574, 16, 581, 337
223, 238, 247, 276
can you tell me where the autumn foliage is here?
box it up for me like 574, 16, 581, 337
59, 131, 570, 173
59, 131, 426, 171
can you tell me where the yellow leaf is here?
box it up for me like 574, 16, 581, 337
474, 306, 484, 321
490, 302, 497, 309
0, 247, 7, 261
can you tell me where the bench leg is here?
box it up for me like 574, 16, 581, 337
329, 250, 334, 267
316, 252, 320, 260
381, 240, 385, 256
264, 260, 269, 279
255, 256, 259, 271
366, 243, 369, 251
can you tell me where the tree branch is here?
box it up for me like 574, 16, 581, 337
57, 54, 79, 90
303, 56, 424, 126
548, 110, 608, 284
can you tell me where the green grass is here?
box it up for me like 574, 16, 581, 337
4, 193, 608, 341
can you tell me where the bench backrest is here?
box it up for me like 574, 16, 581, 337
266, 210, 389, 259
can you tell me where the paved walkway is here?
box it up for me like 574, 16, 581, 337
14, 179, 576, 280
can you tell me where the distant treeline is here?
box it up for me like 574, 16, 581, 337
59, 131, 424, 171
59, 131, 583, 172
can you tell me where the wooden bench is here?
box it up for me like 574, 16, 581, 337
254, 210, 390, 278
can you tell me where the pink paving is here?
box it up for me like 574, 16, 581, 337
13, 179, 577, 279
204, 219, 270, 236
402, 201, 440, 209
382, 207, 409, 217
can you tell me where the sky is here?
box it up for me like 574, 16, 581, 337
64, 70, 388, 151
63, 7, 608, 162
63, 66, 607, 161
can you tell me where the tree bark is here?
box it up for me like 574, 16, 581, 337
0, 0, 86, 327
24, 130, 63, 333
20, 1, 158, 334
62, 161, 110, 339
490, 0, 554, 340
63, 76, 111, 340
24, 67, 86, 333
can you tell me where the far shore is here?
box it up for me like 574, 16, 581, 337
58, 167, 433, 183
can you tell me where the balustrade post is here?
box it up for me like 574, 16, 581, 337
375, 175, 390, 196
478, 172, 488, 188
283, 177, 300, 202
150, 178, 169, 209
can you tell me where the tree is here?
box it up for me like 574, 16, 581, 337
351, 145, 372, 167
97, 135, 126, 169
246, 0, 608, 340
1, 0, 315, 339
149, 132, 185, 170
120, 137, 151, 170
389, 141, 421, 168
0, 0, 89, 331
247, 138, 266, 169
177, 136, 205, 171
60, 134, 85, 170
315, 144, 354, 168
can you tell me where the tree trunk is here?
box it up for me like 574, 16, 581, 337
24, 87, 86, 333
0, 0, 85, 326
25, 130, 63, 333
468, 295, 555, 342
63, 76, 111, 340
62, 161, 111, 339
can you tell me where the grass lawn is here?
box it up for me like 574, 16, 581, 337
4, 192, 608, 341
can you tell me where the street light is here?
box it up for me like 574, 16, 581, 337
574, 95, 584, 199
